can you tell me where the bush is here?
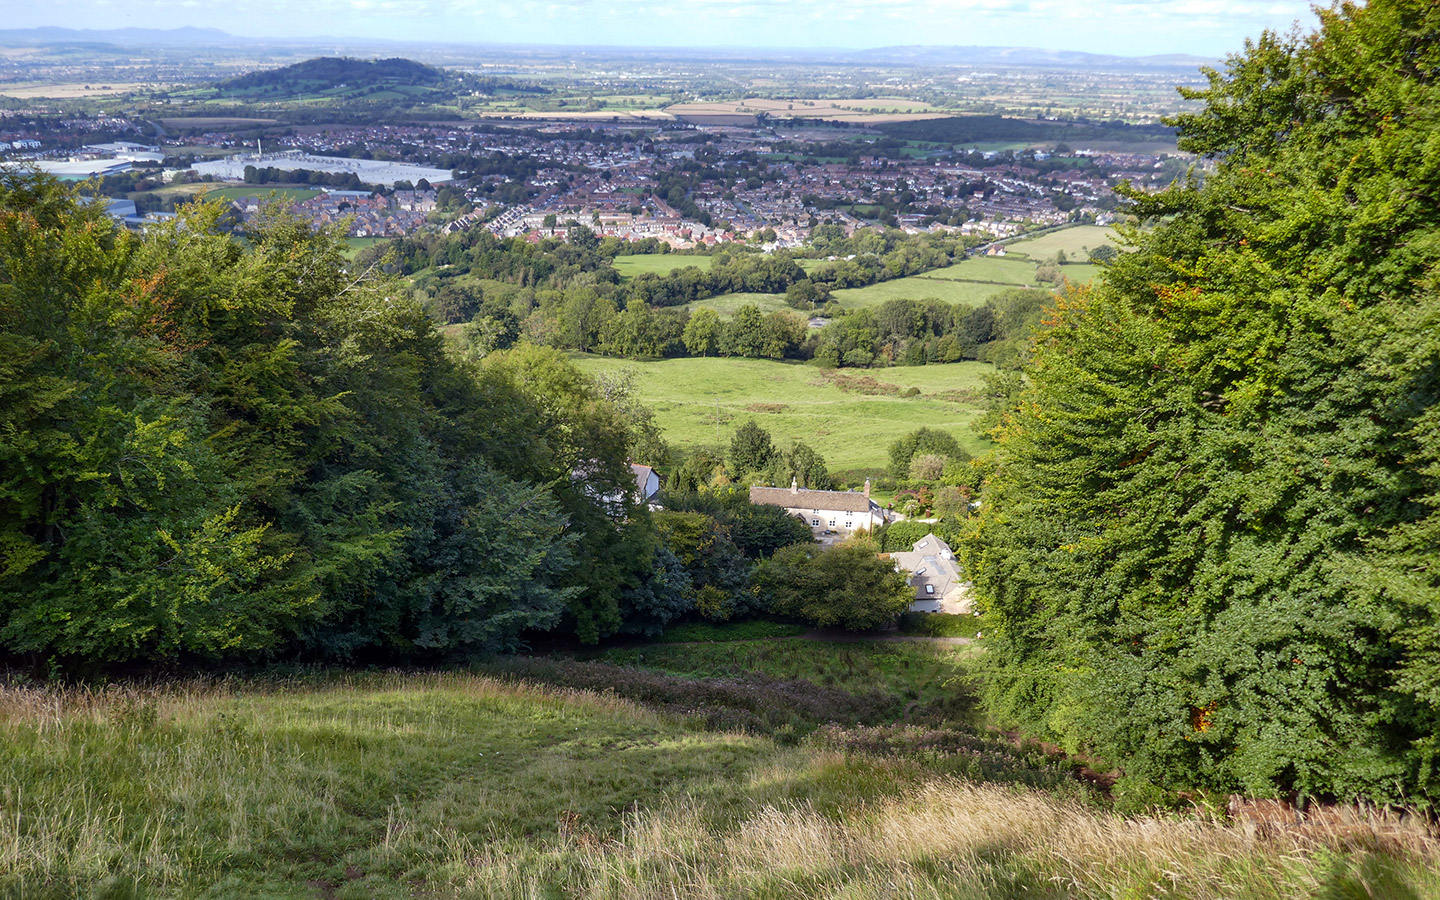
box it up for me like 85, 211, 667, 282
878, 520, 934, 552
897, 612, 982, 639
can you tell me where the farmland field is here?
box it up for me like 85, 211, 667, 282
664, 97, 951, 124
923, 256, 1040, 285
829, 274, 1023, 309
0, 81, 149, 98
568, 354, 995, 469
201, 186, 323, 203
1003, 224, 1122, 260
612, 253, 714, 279
344, 237, 386, 258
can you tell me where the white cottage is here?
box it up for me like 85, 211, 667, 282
748, 479, 887, 539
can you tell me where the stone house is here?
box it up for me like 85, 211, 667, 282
748, 479, 887, 539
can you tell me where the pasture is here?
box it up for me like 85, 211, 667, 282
680, 291, 791, 317
664, 97, 951, 124
1003, 224, 1123, 260
159, 117, 279, 129
924, 255, 1039, 285
568, 354, 996, 469
201, 186, 323, 203
828, 275, 1017, 309
611, 253, 714, 279
0, 82, 148, 98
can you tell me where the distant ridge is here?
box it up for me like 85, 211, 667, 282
852, 45, 1216, 69
0, 28, 1217, 69
0, 26, 244, 47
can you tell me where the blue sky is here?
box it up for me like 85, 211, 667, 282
22, 0, 1320, 58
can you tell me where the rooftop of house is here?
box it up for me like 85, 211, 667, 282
889, 533, 964, 599
748, 480, 879, 515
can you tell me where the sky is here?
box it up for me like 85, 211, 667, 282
15, 0, 1321, 58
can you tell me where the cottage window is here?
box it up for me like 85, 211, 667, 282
917, 540, 929, 549
925, 585, 935, 595
811, 519, 820, 527
829, 519, 836, 527
915, 567, 927, 576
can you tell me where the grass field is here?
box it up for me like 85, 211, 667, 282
829, 274, 1022, 309
664, 97, 950, 124
1004, 225, 1123, 260
611, 254, 714, 279
345, 237, 387, 258
0, 82, 148, 98
568, 355, 996, 469
923, 256, 1042, 285
201, 186, 324, 203
596, 638, 982, 725
6, 653, 1435, 899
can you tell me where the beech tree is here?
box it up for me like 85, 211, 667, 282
962, 0, 1440, 803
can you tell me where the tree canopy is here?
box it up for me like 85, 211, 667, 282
0, 172, 650, 664
962, 0, 1440, 803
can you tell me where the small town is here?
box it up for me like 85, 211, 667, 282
1, 116, 1174, 243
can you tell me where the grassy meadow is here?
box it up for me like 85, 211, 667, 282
201, 186, 323, 203
567, 355, 996, 469
5, 644, 1436, 899
1003, 224, 1122, 260
611, 254, 714, 279
829, 273, 1020, 309
687, 224, 1119, 318
679, 291, 790, 317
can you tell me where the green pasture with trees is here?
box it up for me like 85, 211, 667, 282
569, 355, 995, 470
964, 0, 1440, 805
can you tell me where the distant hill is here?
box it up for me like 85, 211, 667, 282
852, 45, 1216, 70
0, 26, 242, 47
207, 55, 545, 105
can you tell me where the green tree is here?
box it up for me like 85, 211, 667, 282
962, 0, 1440, 803
887, 427, 967, 478
729, 420, 776, 479
755, 537, 912, 630
723, 304, 766, 358
682, 307, 723, 356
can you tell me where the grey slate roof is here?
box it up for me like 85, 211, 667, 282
890, 533, 964, 600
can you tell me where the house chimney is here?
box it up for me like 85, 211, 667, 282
864, 478, 871, 498
790, 477, 799, 494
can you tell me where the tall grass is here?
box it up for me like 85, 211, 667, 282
1, 671, 1436, 899
442, 777, 1440, 900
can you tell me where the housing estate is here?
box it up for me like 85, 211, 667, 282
748, 479, 887, 539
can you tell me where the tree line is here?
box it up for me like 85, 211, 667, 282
0, 171, 912, 669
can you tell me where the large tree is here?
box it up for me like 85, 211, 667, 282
962, 0, 1440, 803
0, 174, 611, 665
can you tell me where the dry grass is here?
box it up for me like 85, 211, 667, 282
2, 671, 1436, 899
448, 776, 1440, 899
